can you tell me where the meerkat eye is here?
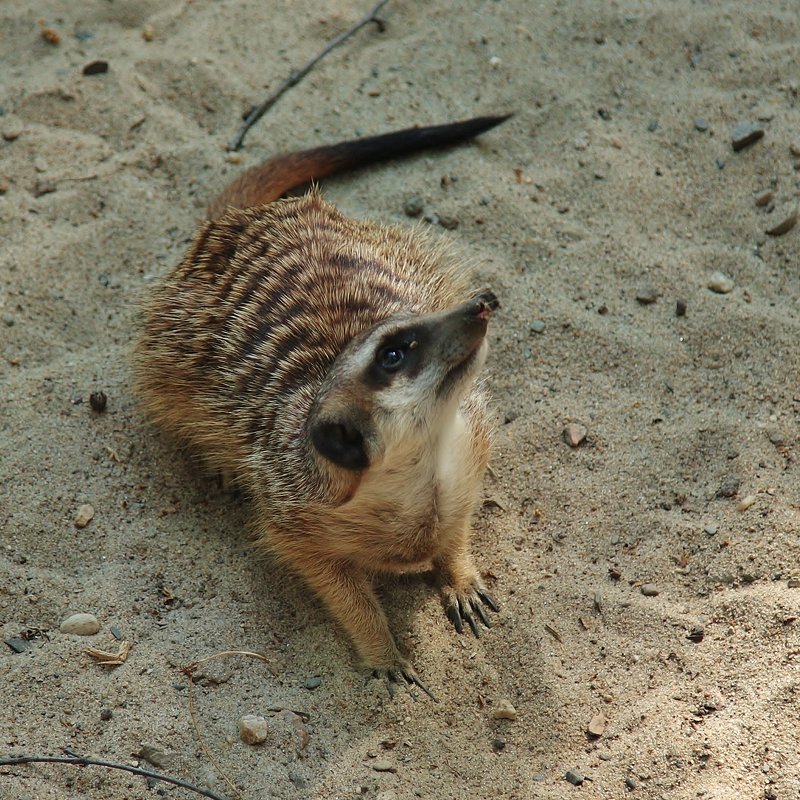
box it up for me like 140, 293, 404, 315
378, 346, 405, 372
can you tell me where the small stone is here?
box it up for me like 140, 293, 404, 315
754, 189, 774, 207
32, 180, 57, 197
372, 760, 396, 773
625, 777, 639, 790
492, 737, 506, 751
89, 391, 107, 413
40, 26, 61, 45
492, 699, 518, 721
2, 125, 23, 142
703, 524, 718, 536
693, 118, 709, 132
100, 708, 113, 721
646, 120, 658, 132
304, 676, 322, 690
675, 298, 687, 317
716, 476, 740, 498
565, 769, 585, 786
74, 504, 95, 528
597, 750, 613, 761
529, 319, 546, 334
687, 626, 705, 643
731, 121, 765, 152
563, 423, 587, 448
707, 272, 734, 294
137, 745, 173, 769
239, 714, 269, 745
635, 287, 659, 305
640, 584, 660, 597
4, 637, 30, 653
2, 314, 14, 327
736, 494, 757, 512
587, 713, 608, 737
60, 612, 100, 635
403, 196, 424, 217
766, 210, 797, 237
0, 179, 8, 194
438, 214, 459, 230
82, 60, 109, 76
574, 131, 590, 150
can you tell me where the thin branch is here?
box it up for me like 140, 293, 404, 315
227, 0, 391, 151
0, 751, 228, 800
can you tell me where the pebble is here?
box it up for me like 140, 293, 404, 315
765, 210, 797, 237
707, 272, 734, 294
703, 523, 718, 536
675, 298, 687, 317
239, 714, 270, 745
372, 760, 396, 773
563, 423, 587, 448
731, 121, 765, 152
492, 699, 518, 721
5, 637, 30, 653
529, 319, 545, 334
573, 131, 590, 150
82, 60, 109, 76
89, 390, 107, 413
754, 189, 774, 207
625, 776, 639, 790
137, 745, 173, 769
403, 196, 424, 217
565, 769, 585, 786
716, 476, 740, 498
492, 737, 506, 751
74, 503, 95, 528
587, 713, 608, 737
640, 584, 660, 597
100, 708, 113, 721
438, 214, 459, 230
60, 612, 100, 635
304, 676, 322, 690
693, 118, 709, 132
635, 287, 659, 305
2, 124, 23, 141
2, 313, 14, 326
737, 495, 757, 512
687, 625, 705, 643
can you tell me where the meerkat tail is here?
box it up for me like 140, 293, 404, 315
206, 113, 512, 220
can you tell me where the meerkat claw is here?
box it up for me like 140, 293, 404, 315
477, 589, 500, 614
373, 666, 438, 702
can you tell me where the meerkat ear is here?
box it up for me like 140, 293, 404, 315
311, 416, 372, 471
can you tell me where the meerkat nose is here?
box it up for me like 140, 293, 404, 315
472, 290, 499, 320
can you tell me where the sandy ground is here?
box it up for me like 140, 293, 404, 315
2, 1, 800, 798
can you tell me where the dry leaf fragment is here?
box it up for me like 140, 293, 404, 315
85, 640, 132, 666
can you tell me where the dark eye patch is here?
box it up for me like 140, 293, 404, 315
364, 328, 425, 389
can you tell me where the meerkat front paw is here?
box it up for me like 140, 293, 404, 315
371, 658, 438, 701
441, 577, 499, 637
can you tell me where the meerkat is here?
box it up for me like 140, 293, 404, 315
135, 114, 509, 696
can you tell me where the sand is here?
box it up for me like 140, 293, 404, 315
2, 1, 800, 798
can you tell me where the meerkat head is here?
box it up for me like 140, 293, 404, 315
309, 291, 498, 471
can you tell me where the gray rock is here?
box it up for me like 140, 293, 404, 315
635, 286, 659, 305
60, 612, 100, 635
640, 584, 660, 597
766, 210, 797, 237
693, 118, 709, 132
731, 121, 765, 152
403, 196, 424, 217
304, 676, 322, 690
372, 759, 396, 772
565, 769, 585, 785
529, 319, 546, 334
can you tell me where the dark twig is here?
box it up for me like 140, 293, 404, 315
227, 0, 391, 151
0, 750, 228, 800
